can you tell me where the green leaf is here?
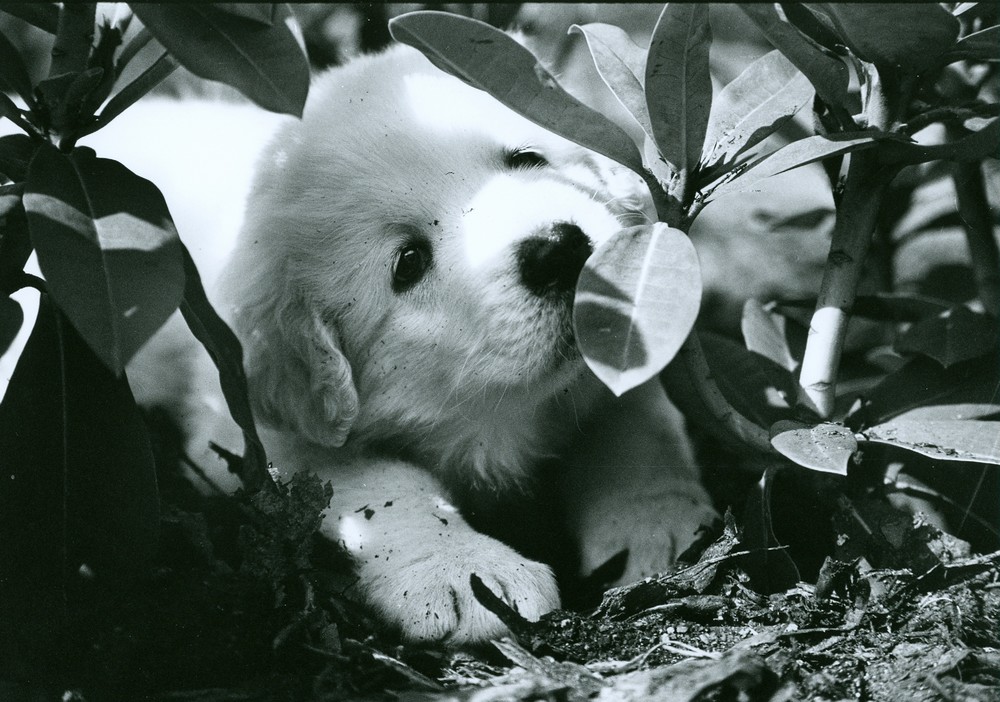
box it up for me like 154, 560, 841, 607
23, 145, 185, 375
0, 295, 21, 355
82, 50, 179, 138
0, 3, 58, 34
739, 4, 850, 113
770, 420, 857, 475
178, 246, 271, 493
0, 182, 32, 289
130, 3, 309, 117
706, 132, 880, 201
214, 4, 276, 26
741, 299, 797, 372
644, 4, 712, 182
0, 27, 36, 109
894, 305, 999, 368
702, 50, 814, 170
0, 294, 159, 590
807, 3, 960, 73
388, 11, 645, 175
940, 26, 1000, 64
574, 223, 701, 396
855, 355, 999, 428
570, 22, 651, 140
882, 117, 1000, 165
862, 419, 1000, 466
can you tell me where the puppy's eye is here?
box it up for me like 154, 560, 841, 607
392, 242, 431, 293
506, 148, 548, 170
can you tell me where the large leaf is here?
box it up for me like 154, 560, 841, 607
862, 419, 1000, 466
739, 4, 850, 113
807, 3, 960, 73
570, 22, 651, 140
0, 294, 159, 604
644, 4, 712, 183
940, 26, 1000, 64
130, 3, 309, 117
854, 355, 999, 428
178, 246, 270, 493
882, 117, 1000, 165
894, 305, 999, 368
0, 133, 35, 181
0, 296, 21, 356
0, 182, 31, 290
702, 50, 813, 170
706, 132, 880, 201
0, 27, 36, 109
574, 223, 701, 396
770, 420, 858, 475
0, 3, 58, 34
24, 144, 185, 375
389, 11, 645, 176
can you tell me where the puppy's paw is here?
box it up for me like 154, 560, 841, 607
360, 534, 559, 645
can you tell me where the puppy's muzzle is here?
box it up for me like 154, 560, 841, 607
517, 222, 592, 297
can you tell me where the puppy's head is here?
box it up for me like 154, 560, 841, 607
225, 44, 648, 451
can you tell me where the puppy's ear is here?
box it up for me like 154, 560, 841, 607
237, 293, 359, 448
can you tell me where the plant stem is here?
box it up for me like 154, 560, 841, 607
952, 160, 1000, 317
50, 4, 95, 78
797, 150, 895, 418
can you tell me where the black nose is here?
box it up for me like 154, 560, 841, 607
517, 222, 593, 297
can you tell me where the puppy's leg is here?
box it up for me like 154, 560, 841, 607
561, 378, 718, 584
283, 451, 560, 645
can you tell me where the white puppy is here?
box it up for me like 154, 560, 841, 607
156, 43, 717, 645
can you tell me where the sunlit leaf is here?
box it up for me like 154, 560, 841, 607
571, 22, 651, 139
23, 144, 185, 375
574, 223, 701, 396
389, 11, 645, 175
702, 50, 813, 169
770, 420, 857, 475
807, 3, 960, 73
707, 132, 880, 201
895, 305, 998, 368
645, 4, 712, 182
862, 419, 1000, 466
178, 246, 270, 493
739, 4, 850, 112
131, 3, 309, 116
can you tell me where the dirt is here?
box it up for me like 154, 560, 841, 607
4, 458, 997, 702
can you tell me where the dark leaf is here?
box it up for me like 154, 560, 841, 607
702, 50, 814, 170
0, 182, 31, 290
178, 246, 271, 493
882, 116, 1000, 164
741, 299, 797, 372
570, 22, 651, 139
24, 144, 185, 375
741, 467, 800, 594
851, 293, 953, 322
0, 134, 35, 182
862, 419, 1000, 466
574, 223, 701, 396
807, 3, 960, 73
707, 132, 880, 201
770, 420, 857, 475
213, 4, 276, 26
83, 50, 179, 137
0, 27, 36, 109
388, 11, 645, 175
645, 4, 713, 182
0, 295, 21, 355
0, 3, 58, 34
130, 3, 309, 116
894, 305, 998, 367
0, 294, 159, 606
940, 26, 1000, 64
855, 355, 999, 428
739, 4, 850, 113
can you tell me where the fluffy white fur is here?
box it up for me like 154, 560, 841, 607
139, 44, 718, 645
